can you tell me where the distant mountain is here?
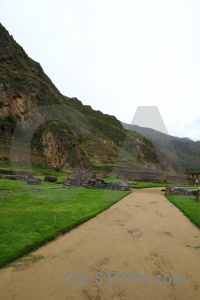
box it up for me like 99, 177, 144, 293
122, 122, 200, 172
0, 23, 184, 182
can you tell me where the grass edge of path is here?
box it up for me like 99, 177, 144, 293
165, 194, 200, 229
1, 189, 131, 269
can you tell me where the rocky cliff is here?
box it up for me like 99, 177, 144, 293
0, 23, 184, 181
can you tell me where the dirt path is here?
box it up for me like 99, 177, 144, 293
0, 188, 200, 300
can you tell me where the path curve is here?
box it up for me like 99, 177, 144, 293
0, 188, 200, 300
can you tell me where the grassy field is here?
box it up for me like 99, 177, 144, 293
104, 174, 167, 188
104, 174, 121, 183
166, 194, 200, 228
2, 163, 196, 268
175, 185, 197, 190
0, 178, 131, 268
0, 161, 68, 177
0, 178, 64, 190
130, 182, 166, 188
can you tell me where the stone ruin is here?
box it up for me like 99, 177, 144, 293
84, 179, 130, 191
165, 185, 200, 199
27, 175, 58, 185
63, 170, 130, 191
27, 178, 41, 185
4, 175, 26, 181
0, 167, 130, 190
0, 169, 41, 184
44, 176, 57, 182
27, 174, 41, 185
63, 169, 94, 187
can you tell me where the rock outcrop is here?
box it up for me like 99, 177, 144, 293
0, 23, 186, 182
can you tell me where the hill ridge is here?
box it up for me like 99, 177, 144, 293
122, 122, 200, 172
0, 23, 185, 181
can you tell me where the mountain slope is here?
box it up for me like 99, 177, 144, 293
0, 23, 184, 181
122, 122, 200, 172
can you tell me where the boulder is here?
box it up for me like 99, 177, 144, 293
119, 180, 128, 187
106, 182, 115, 190
68, 173, 82, 186
27, 173, 34, 179
88, 179, 97, 187
192, 190, 199, 196
83, 185, 96, 189
98, 183, 107, 189
173, 188, 185, 195
44, 176, 57, 182
184, 190, 193, 195
96, 178, 105, 184
27, 178, 41, 185
165, 185, 173, 195
63, 181, 71, 186
196, 190, 200, 202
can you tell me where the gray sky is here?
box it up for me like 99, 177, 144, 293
1, 0, 200, 141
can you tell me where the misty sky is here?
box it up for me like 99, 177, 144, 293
0, 0, 200, 141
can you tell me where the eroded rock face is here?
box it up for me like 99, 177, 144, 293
0, 90, 34, 118
42, 131, 65, 169
0, 23, 189, 179
0, 26, 94, 171
40, 130, 92, 171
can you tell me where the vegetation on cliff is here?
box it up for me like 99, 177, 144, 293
0, 23, 183, 180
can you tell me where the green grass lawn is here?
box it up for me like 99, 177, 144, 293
103, 174, 166, 188
166, 194, 200, 228
0, 162, 69, 177
0, 162, 11, 169
0, 178, 65, 190
130, 182, 166, 188
175, 185, 197, 190
0, 181, 130, 268
93, 163, 115, 167
0, 179, 22, 190
104, 174, 120, 183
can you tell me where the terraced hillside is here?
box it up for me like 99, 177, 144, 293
0, 23, 184, 182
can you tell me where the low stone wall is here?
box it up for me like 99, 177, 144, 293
165, 185, 199, 196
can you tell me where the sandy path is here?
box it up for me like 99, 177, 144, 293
0, 188, 200, 300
